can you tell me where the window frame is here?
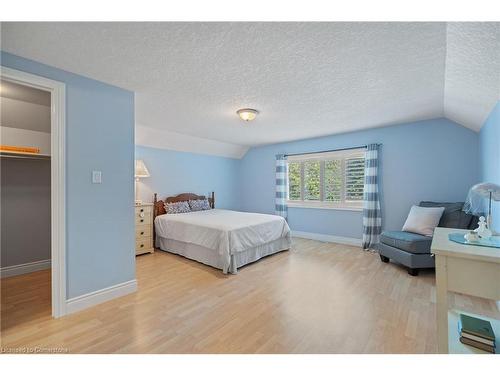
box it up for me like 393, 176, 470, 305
286, 148, 366, 211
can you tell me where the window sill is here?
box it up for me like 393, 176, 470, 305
287, 201, 363, 212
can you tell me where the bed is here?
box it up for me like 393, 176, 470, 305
153, 192, 291, 274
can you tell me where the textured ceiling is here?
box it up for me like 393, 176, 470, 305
444, 22, 500, 130
1, 22, 449, 148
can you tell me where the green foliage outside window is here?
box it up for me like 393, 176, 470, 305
324, 160, 342, 202
304, 161, 320, 200
287, 153, 365, 206
288, 162, 301, 200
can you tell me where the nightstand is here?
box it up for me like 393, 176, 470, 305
135, 203, 154, 255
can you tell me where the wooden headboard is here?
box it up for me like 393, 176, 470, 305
153, 192, 215, 218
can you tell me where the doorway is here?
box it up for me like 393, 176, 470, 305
0, 67, 66, 319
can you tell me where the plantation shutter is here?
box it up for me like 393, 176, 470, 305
345, 157, 365, 201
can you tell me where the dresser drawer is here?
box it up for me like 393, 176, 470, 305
136, 238, 153, 253
135, 205, 152, 215
135, 225, 151, 240
135, 206, 152, 220
135, 213, 151, 225
134, 204, 154, 255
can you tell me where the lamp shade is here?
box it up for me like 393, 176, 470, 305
463, 182, 500, 215
135, 159, 150, 178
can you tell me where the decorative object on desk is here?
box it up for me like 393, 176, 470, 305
464, 230, 478, 242
135, 159, 150, 205
458, 313, 496, 353
464, 182, 500, 235
475, 216, 493, 239
448, 232, 500, 248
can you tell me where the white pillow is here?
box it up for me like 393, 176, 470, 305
402, 205, 445, 237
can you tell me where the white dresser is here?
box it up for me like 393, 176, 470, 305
431, 227, 500, 354
135, 203, 154, 255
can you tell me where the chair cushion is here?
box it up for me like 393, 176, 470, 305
380, 231, 432, 254
419, 201, 475, 229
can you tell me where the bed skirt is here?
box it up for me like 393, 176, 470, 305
156, 235, 291, 274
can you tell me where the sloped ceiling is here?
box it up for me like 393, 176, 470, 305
1, 22, 498, 158
444, 22, 500, 129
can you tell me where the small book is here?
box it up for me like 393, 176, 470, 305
459, 314, 496, 342
461, 331, 495, 346
459, 337, 496, 353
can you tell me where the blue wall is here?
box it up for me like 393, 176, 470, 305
135, 145, 240, 210
479, 101, 500, 232
1, 52, 136, 298
239, 118, 479, 239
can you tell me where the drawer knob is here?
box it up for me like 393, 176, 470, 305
140, 219, 144, 223
140, 231, 144, 235
140, 209, 144, 212
140, 244, 144, 248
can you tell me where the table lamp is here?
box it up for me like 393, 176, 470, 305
464, 182, 500, 235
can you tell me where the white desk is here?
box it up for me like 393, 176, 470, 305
431, 228, 500, 354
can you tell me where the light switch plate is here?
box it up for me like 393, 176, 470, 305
92, 170, 102, 184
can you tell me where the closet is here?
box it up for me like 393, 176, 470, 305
1, 79, 52, 327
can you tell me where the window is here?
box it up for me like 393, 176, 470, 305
287, 148, 365, 210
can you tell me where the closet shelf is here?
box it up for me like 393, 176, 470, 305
0, 151, 51, 160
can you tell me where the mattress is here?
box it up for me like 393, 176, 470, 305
154, 209, 291, 273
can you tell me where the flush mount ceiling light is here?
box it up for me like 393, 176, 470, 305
236, 108, 259, 122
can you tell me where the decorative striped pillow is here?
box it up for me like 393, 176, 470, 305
164, 201, 191, 214
188, 199, 211, 212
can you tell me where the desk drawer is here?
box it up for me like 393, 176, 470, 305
447, 257, 500, 300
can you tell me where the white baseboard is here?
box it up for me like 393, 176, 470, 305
66, 279, 137, 315
291, 230, 362, 247
0, 259, 51, 278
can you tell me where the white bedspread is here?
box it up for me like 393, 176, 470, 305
155, 209, 290, 272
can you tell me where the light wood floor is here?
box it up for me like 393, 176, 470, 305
1, 238, 499, 353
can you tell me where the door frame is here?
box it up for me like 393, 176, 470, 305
1, 66, 67, 317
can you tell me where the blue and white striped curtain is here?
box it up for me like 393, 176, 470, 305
362, 144, 381, 249
275, 154, 288, 219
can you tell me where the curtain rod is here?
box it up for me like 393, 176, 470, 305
284, 143, 381, 158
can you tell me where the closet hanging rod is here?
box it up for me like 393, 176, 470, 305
0, 152, 51, 160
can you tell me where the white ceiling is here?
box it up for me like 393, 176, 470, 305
1, 22, 498, 157
444, 23, 500, 127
